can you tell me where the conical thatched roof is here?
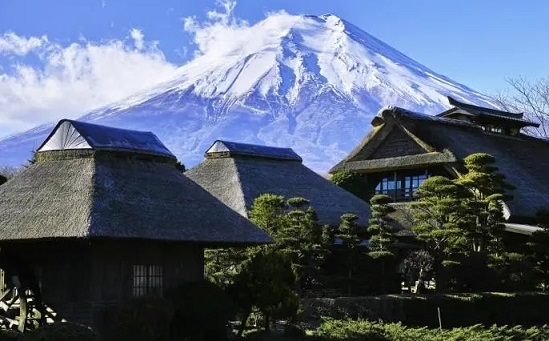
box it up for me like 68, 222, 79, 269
0, 121, 272, 245
186, 140, 371, 226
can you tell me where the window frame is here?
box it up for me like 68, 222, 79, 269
374, 171, 428, 202
132, 264, 163, 297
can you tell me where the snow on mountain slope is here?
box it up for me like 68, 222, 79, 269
0, 13, 498, 173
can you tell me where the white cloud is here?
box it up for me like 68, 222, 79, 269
130, 28, 145, 50
182, 0, 249, 57
0, 30, 178, 136
182, 0, 292, 58
0, 32, 48, 56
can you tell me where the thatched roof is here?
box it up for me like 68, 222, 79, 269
0, 122, 272, 245
336, 151, 457, 173
186, 141, 371, 226
331, 104, 549, 220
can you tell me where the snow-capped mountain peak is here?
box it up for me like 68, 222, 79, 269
0, 13, 497, 172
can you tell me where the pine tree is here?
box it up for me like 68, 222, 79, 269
249, 193, 288, 238
411, 176, 469, 258
204, 247, 248, 288
527, 209, 549, 290
455, 153, 513, 253
331, 170, 369, 200
205, 194, 288, 289
367, 194, 396, 258
410, 176, 471, 291
277, 197, 329, 296
229, 250, 298, 334
336, 213, 363, 295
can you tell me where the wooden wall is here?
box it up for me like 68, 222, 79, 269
89, 239, 204, 303
0, 239, 204, 329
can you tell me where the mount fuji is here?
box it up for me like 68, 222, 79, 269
0, 13, 497, 173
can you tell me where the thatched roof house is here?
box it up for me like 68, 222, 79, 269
330, 97, 549, 234
186, 140, 371, 226
0, 119, 271, 332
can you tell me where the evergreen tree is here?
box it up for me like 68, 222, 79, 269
336, 213, 363, 295
283, 197, 328, 296
204, 247, 248, 288
219, 193, 332, 332
367, 194, 396, 258
411, 176, 469, 258
455, 153, 513, 253
527, 209, 549, 290
228, 250, 298, 334
249, 194, 288, 238
330, 170, 369, 200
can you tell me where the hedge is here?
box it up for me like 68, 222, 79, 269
316, 319, 549, 341
301, 292, 549, 328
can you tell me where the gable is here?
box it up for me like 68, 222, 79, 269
38, 120, 91, 152
369, 127, 425, 159
37, 119, 175, 158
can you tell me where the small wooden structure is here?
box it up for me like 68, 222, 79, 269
0, 120, 272, 334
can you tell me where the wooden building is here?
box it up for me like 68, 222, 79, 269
186, 140, 371, 226
330, 97, 547, 235
0, 120, 272, 331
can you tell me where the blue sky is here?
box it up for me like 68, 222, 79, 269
0, 0, 547, 136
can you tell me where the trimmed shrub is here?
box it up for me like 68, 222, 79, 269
315, 319, 549, 341
302, 292, 549, 329
20, 322, 96, 341
104, 295, 173, 341
167, 280, 236, 340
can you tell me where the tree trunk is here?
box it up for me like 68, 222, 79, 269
347, 263, 353, 296
237, 310, 251, 337
264, 314, 270, 332
414, 268, 424, 294
18, 291, 27, 333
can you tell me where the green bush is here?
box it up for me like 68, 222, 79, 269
0, 330, 20, 341
315, 319, 549, 341
302, 292, 549, 328
20, 322, 96, 341
105, 295, 173, 341
166, 280, 235, 340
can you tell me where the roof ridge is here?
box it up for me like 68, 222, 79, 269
229, 158, 250, 219
206, 140, 302, 161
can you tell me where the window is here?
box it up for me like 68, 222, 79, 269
375, 172, 428, 201
132, 265, 163, 297
483, 125, 504, 134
